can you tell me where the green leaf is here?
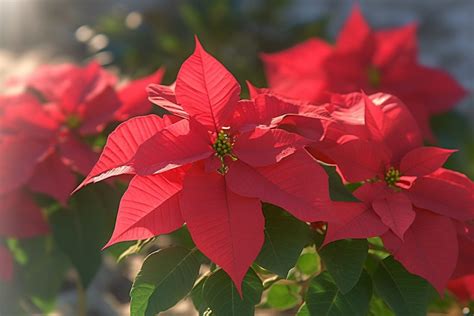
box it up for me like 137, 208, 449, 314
130, 247, 201, 316
296, 302, 310, 316
296, 251, 320, 276
319, 239, 368, 293
19, 239, 69, 312
191, 276, 209, 315
369, 295, 395, 316
305, 270, 372, 316
256, 204, 312, 277
266, 281, 301, 310
322, 165, 358, 201
202, 268, 263, 316
50, 183, 119, 288
372, 256, 433, 316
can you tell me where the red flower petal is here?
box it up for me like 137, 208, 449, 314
372, 192, 415, 240
79, 85, 121, 135
400, 146, 456, 177
406, 65, 467, 115
133, 119, 212, 175
0, 136, 52, 194
0, 190, 49, 238
261, 39, 332, 102
226, 151, 332, 222
115, 68, 165, 120
104, 171, 184, 248
0, 245, 13, 282
77, 115, 171, 190
408, 172, 474, 221
324, 202, 388, 246
180, 165, 264, 294
234, 127, 309, 167
28, 153, 76, 205
325, 139, 389, 183
374, 24, 418, 68
231, 94, 300, 131
175, 37, 240, 131
59, 134, 99, 175
452, 229, 474, 279
147, 83, 189, 119
382, 210, 458, 294
336, 5, 374, 62
448, 275, 474, 302
60, 62, 115, 114
367, 93, 423, 160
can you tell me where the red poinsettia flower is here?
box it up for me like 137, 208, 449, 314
319, 93, 473, 293
0, 62, 121, 203
262, 5, 467, 140
78, 38, 333, 292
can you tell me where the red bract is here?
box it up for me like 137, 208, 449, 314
114, 67, 165, 120
262, 6, 466, 140
319, 92, 473, 293
448, 275, 474, 302
78, 38, 333, 292
1, 61, 164, 203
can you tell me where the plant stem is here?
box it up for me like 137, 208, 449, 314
76, 278, 86, 316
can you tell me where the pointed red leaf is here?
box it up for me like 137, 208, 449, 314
115, 68, 165, 120
368, 93, 423, 159
452, 226, 474, 279
61, 62, 115, 114
336, 5, 374, 61
79, 85, 121, 135
147, 83, 189, 119
0, 190, 49, 238
77, 115, 171, 190
325, 138, 389, 182
28, 153, 76, 205
374, 24, 418, 68
175, 37, 241, 131
226, 151, 332, 222
400, 146, 456, 177
364, 94, 386, 142
133, 119, 212, 175
382, 210, 458, 294
180, 166, 264, 293
0, 136, 52, 194
324, 202, 388, 246
234, 127, 309, 167
408, 173, 474, 221
104, 171, 184, 248
448, 275, 474, 302
59, 134, 99, 175
261, 38, 332, 102
372, 192, 415, 240
231, 94, 300, 131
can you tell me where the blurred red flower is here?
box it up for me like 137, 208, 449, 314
0, 62, 164, 204
262, 6, 466, 140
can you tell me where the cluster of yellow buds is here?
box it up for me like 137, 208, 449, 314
212, 129, 237, 175
384, 167, 401, 187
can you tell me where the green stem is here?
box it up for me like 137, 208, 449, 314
76, 278, 86, 316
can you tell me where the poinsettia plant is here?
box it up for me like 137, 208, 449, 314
71, 37, 473, 315
0, 4, 473, 316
